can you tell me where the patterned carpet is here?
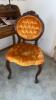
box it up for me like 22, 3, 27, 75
0, 50, 56, 100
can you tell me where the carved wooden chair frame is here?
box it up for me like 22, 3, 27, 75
5, 11, 44, 83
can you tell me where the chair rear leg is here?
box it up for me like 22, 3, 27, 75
6, 60, 11, 79
12, 34, 15, 45
35, 65, 43, 83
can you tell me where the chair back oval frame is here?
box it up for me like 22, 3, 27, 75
15, 11, 44, 42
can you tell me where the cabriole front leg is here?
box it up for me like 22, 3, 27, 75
35, 64, 43, 83
6, 60, 11, 79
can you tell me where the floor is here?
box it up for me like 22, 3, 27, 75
0, 50, 56, 100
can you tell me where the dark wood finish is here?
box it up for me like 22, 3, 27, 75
0, 4, 21, 18
6, 60, 11, 79
12, 34, 15, 45
35, 65, 43, 83
35, 40, 38, 45
0, 25, 15, 39
16, 34, 21, 43
0, 4, 21, 51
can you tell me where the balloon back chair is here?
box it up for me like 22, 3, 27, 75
5, 11, 45, 83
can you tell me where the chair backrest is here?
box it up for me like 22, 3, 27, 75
15, 11, 44, 41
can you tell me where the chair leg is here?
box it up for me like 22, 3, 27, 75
35, 64, 43, 83
12, 34, 15, 45
6, 60, 11, 79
